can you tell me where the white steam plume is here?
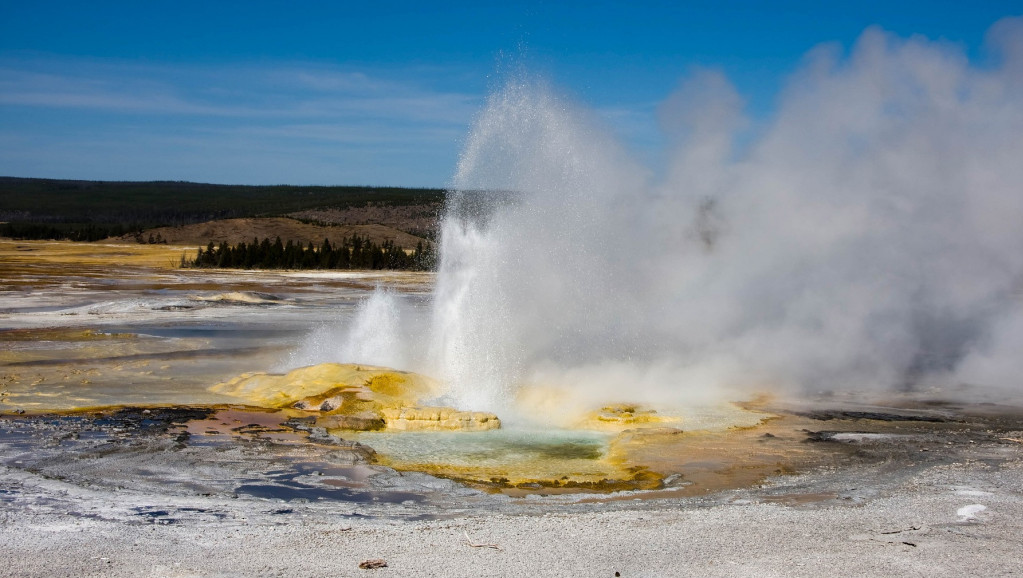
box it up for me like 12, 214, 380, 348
288, 287, 411, 371
425, 18, 1023, 412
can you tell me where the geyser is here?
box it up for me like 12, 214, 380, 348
332, 18, 1023, 416
422, 19, 1023, 413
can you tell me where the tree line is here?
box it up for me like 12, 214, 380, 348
0, 177, 445, 242
188, 235, 436, 271
1, 177, 445, 226
0, 221, 141, 242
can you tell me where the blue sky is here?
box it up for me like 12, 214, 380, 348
1, 1, 1019, 187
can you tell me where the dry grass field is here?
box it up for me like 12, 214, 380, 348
0, 239, 198, 270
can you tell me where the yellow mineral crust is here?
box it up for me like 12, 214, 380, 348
389, 460, 662, 493
209, 363, 499, 431
209, 363, 441, 408
513, 385, 683, 431
379, 407, 500, 431
575, 403, 681, 432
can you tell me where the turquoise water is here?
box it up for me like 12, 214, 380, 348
347, 427, 613, 468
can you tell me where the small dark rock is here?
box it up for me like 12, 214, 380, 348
804, 430, 837, 442
319, 396, 343, 412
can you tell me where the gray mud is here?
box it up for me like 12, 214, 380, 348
0, 407, 499, 522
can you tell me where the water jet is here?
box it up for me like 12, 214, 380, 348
278, 29, 1023, 487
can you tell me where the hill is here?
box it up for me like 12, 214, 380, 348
125, 217, 430, 249
0, 177, 445, 242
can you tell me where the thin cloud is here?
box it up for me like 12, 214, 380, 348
0, 55, 481, 122
0, 54, 483, 185
194, 122, 465, 147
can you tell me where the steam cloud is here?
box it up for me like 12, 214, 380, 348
337, 18, 1023, 413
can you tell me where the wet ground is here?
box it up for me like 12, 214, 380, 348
2, 240, 1022, 524
0, 240, 433, 410
0, 406, 500, 523
2, 398, 1022, 524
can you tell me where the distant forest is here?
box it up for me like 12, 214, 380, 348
0, 177, 445, 241
0, 221, 138, 242
189, 235, 436, 272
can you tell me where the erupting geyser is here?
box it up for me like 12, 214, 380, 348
337, 19, 1023, 417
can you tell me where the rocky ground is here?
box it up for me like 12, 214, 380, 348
1, 400, 1021, 576
2, 243, 1022, 576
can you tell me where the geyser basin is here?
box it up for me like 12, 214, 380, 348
205, 361, 783, 492
342, 398, 776, 493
